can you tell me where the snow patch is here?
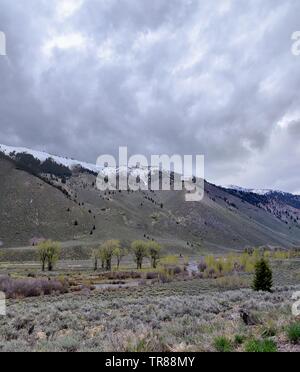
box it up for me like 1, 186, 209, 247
223, 184, 292, 196
0, 144, 102, 173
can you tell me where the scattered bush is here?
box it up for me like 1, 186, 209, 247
286, 322, 300, 344
198, 260, 207, 273
173, 266, 182, 275
244, 339, 277, 353
146, 272, 159, 280
213, 336, 234, 352
234, 335, 246, 346
215, 276, 249, 289
0, 276, 69, 299
261, 326, 277, 338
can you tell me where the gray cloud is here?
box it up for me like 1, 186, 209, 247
0, 0, 300, 192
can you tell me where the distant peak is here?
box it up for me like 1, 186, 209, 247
223, 184, 292, 196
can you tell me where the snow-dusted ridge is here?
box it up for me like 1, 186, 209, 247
0, 144, 152, 185
0, 144, 102, 173
1, 144, 294, 195
223, 184, 292, 196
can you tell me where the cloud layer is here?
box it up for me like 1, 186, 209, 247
0, 0, 300, 192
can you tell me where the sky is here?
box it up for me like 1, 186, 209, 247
0, 0, 300, 192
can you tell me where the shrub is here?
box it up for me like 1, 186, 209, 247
160, 255, 179, 266
205, 255, 216, 268
261, 326, 277, 338
286, 322, 300, 344
146, 272, 159, 280
173, 266, 182, 275
234, 335, 246, 346
253, 259, 273, 292
0, 276, 69, 299
213, 336, 234, 352
198, 260, 207, 273
215, 276, 249, 290
244, 339, 277, 353
158, 269, 173, 283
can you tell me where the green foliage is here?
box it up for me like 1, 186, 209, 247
131, 241, 149, 270
91, 249, 100, 271
114, 246, 127, 270
213, 336, 234, 352
205, 255, 216, 268
286, 322, 300, 344
253, 259, 273, 292
100, 240, 121, 271
244, 339, 277, 353
37, 240, 61, 272
261, 324, 277, 338
147, 242, 162, 269
160, 255, 179, 266
234, 334, 246, 346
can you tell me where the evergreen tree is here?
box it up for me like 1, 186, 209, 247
253, 258, 273, 292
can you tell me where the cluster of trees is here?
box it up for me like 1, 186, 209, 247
92, 240, 125, 271
12, 152, 72, 178
36, 239, 162, 273
35, 238, 273, 294
37, 240, 61, 272
92, 240, 162, 271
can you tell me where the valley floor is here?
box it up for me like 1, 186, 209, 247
0, 259, 300, 352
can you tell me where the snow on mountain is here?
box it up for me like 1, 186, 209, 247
0, 144, 152, 185
2, 144, 293, 195
0, 143, 102, 173
223, 185, 291, 196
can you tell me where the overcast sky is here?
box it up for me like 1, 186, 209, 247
0, 0, 300, 192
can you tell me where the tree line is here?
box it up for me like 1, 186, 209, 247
91, 240, 162, 271
36, 240, 162, 272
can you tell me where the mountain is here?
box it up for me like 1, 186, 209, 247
1, 143, 300, 254
223, 185, 300, 228
0, 144, 101, 174
223, 185, 291, 196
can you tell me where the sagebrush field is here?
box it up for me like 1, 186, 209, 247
1, 252, 300, 352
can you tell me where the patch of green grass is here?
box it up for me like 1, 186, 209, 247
234, 334, 246, 346
244, 339, 277, 353
213, 336, 234, 352
286, 322, 300, 344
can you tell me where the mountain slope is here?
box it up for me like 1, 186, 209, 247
224, 186, 300, 227
1, 144, 300, 252
0, 154, 94, 247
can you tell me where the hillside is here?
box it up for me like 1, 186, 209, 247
1, 144, 300, 253
0, 154, 94, 247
